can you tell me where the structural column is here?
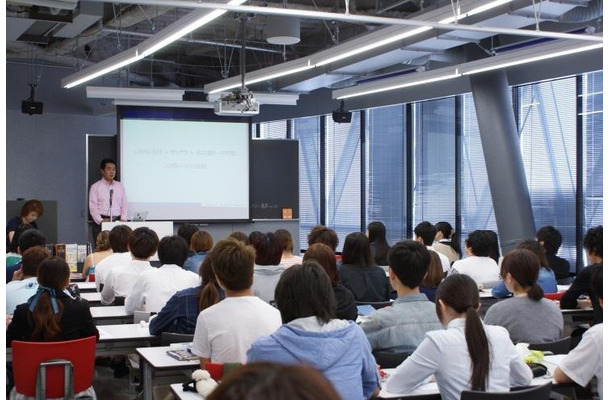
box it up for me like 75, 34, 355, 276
469, 70, 536, 253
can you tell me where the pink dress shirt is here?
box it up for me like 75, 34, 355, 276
89, 179, 128, 224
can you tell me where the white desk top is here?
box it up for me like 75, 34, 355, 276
97, 323, 155, 342
137, 345, 200, 369
557, 284, 571, 292
378, 355, 564, 398
75, 281, 97, 292
170, 383, 204, 400
81, 292, 102, 303
91, 305, 130, 320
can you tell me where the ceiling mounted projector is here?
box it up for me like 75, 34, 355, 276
214, 89, 260, 116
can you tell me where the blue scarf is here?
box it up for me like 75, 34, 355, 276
28, 285, 60, 314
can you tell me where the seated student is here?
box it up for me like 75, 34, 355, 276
101, 227, 159, 305
81, 230, 112, 280
6, 224, 33, 268
414, 221, 451, 273
275, 229, 303, 268
184, 230, 213, 274
7, 257, 100, 344
191, 238, 281, 366
6, 247, 50, 315
448, 230, 500, 285
307, 225, 340, 261
6, 199, 43, 248
485, 230, 502, 264
177, 223, 199, 248
492, 240, 557, 299
303, 243, 357, 321
554, 267, 603, 399
537, 225, 571, 281
6, 228, 47, 283
367, 221, 391, 266
207, 362, 341, 400
359, 241, 442, 352
228, 231, 249, 245
338, 232, 390, 302
252, 232, 285, 303
484, 249, 563, 344
433, 221, 461, 265
419, 250, 444, 302
561, 225, 603, 324
149, 245, 225, 335
386, 275, 532, 400
126, 235, 199, 314
247, 262, 380, 400
94, 224, 133, 291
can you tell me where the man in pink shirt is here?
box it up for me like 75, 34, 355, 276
89, 158, 128, 242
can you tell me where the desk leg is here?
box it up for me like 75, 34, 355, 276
142, 362, 153, 400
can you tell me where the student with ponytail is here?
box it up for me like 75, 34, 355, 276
7, 256, 99, 343
484, 249, 563, 343
386, 274, 531, 400
149, 244, 225, 335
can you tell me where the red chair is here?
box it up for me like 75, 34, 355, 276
544, 292, 565, 301
11, 336, 96, 398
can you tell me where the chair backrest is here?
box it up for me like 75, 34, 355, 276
161, 332, 195, 345
372, 350, 410, 368
12, 336, 97, 398
460, 382, 552, 400
528, 336, 572, 354
355, 301, 393, 310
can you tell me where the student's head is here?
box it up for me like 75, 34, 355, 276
387, 240, 430, 289
212, 238, 256, 291
516, 240, 549, 269
206, 362, 341, 400
198, 245, 222, 311
413, 221, 436, 246
10, 223, 33, 253
94, 230, 111, 252
584, 225, 603, 260
253, 232, 282, 266
128, 227, 159, 260
342, 232, 374, 267
18, 228, 47, 253
100, 158, 117, 181
275, 261, 336, 324
464, 230, 491, 257
435, 274, 489, 391
591, 266, 602, 305
274, 229, 295, 253
20, 199, 44, 223
484, 230, 500, 262
536, 226, 563, 255
500, 249, 543, 301
248, 231, 265, 248
229, 231, 249, 245
177, 224, 199, 247
32, 257, 71, 340
307, 225, 339, 252
191, 230, 213, 252
422, 250, 444, 289
158, 235, 189, 266
367, 221, 387, 243
435, 221, 453, 240
303, 243, 339, 286
108, 225, 132, 253
21, 247, 51, 277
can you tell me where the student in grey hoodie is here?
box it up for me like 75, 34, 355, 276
247, 261, 380, 400
251, 232, 286, 303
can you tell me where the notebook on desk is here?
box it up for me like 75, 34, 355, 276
131, 211, 149, 222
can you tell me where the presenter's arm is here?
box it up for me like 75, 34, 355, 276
89, 183, 103, 225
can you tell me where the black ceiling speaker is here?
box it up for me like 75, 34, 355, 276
332, 100, 352, 123
22, 84, 43, 115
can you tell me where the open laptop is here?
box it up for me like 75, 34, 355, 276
131, 211, 149, 222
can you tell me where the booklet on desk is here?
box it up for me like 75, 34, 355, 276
167, 348, 199, 362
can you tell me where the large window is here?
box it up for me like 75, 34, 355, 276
517, 77, 577, 267
257, 120, 288, 139
582, 71, 603, 230
325, 113, 362, 250
293, 116, 321, 250
365, 105, 407, 245
413, 98, 457, 236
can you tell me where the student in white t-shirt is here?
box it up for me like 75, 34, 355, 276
554, 267, 603, 399
191, 238, 282, 367
448, 230, 500, 285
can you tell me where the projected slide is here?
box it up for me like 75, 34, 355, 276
120, 119, 250, 221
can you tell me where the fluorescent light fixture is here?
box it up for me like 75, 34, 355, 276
461, 41, 604, 76
113, 99, 214, 109
62, 0, 245, 89
438, 0, 513, 24
208, 91, 300, 105
205, 60, 312, 94
333, 67, 461, 99
86, 86, 186, 101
